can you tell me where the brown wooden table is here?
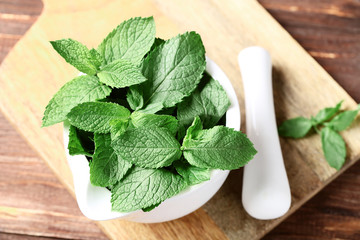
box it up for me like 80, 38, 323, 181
0, 0, 359, 239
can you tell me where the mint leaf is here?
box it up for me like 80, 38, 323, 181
42, 75, 111, 127
89, 48, 102, 69
174, 159, 210, 186
97, 17, 155, 65
112, 127, 182, 168
325, 109, 359, 131
139, 102, 164, 114
177, 73, 230, 129
133, 31, 206, 113
110, 120, 129, 140
127, 87, 165, 113
67, 102, 130, 133
183, 116, 203, 142
68, 125, 94, 156
321, 127, 346, 170
278, 101, 359, 171
50, 39, 99, 75
111, 167, 186, 212
126, 85, 143, 111
90, 134, 132, 187
278, 117, 313, 138
150, 38, 165, 52
131, 111, 178, 135
97, 59, 147, 88
182, 119, 257, 170
142, 202, 161, 212
313, 101, 343, 124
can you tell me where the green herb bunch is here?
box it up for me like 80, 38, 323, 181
278, 101, 360, 170
42, 17, 257, 212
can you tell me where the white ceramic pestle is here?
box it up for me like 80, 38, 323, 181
238, 47, 291, 220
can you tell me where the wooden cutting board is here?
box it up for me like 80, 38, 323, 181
0, 0, 359, 239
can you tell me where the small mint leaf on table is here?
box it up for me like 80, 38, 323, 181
129, 31, 206, 113
90, 133, 132, 187
177, 72, 230, 130
325, 109, 359, 131
50, 38, 99, 75
42, 75, 111, 127
174, 159, 210, 186
111, 167, 187, 212
321, 127, 346, 170
97, 17, 156, 65
313, 100, 343, 124
68, 125, 94, 156
130, 111, 178, 136
67, 102, 130, 133
111, 127, 182, 168
278, 117, 313, 138
97, 59, 147, 88
182, 117, 257, 170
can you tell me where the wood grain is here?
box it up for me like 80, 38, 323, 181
0, 114, 108, 239
0, 0, 359, 239
0, 0, 43, 62
0, 232, 65, 240
1, 1, 107, 239
265, 162, 360, 240
259, 0, 360, 102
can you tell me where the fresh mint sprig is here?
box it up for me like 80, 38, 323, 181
42, 16, 257, 212
177, 72, 231, 140
278, 101, 359, 170
111, 127, 182, 169
97, 59, 148, 88
90, 133, 132, 187
173, 159, 211, 186
127, 31, 206, 113
50, 39, 101, 75
182, 117, 257, 170
97, 17, 156, 65
42, 75, 111, 127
